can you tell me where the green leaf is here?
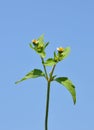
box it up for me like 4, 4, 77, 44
44, 42, 49, 48
29, 43, 34, 49
38, 34, 44, 44
55, 77, 76, 104
15, 69, 45, 84
60, 47, 71, 60
44, 58, 57, 66
54, 51, 57, 58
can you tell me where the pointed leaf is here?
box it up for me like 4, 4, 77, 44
60, 47, 71, 60
29, 43, 34, 49
55, 77, 76, 104
54, 51, 56, 58
44, 58, 57, 66
38, 34, 44, 44
15, 69, 45, 84
44, 42, 49, 48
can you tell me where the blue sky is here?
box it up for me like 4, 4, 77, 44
0, 0, 94, 130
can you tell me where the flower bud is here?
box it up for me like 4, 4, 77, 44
57, 47, 64, 53
32, 39, 39, 45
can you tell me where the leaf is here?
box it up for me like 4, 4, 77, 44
44, 42, 49, 48
54, 51, 57, 58
55, 77, 76, 104
15, 69, 45, 84
38, 34, 44, 44
29, 43, 34, 49
44, 58, 57, 66
60, 47, 71, 60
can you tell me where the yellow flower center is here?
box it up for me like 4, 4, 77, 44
57, 47, 64, 52
32, 39, 39, 44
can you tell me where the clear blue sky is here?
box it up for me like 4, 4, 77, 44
0, 0, 94, 130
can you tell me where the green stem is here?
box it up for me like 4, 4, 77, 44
45, 81, 51, 130
45, 65, 56, 130
41, 58, 56, 130
41, 57, 48, 80
50, 65, 56, 79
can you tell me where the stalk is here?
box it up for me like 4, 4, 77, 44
50, 65, 56, 78
41, 57, 50, 130
45, 65, 56, 130
45, 81, 51, 130
41, 56, 56, 130
41, 57, 48, 80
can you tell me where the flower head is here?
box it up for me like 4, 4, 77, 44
57, 47, 64, 53
32, 39, 39, 45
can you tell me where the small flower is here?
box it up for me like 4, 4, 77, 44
57, 47, 64, 53
32, 39, 39, 45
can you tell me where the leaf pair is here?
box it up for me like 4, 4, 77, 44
15, 69, 76, 104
